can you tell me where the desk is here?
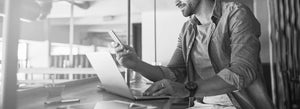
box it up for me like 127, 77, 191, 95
17, 77, 188, 109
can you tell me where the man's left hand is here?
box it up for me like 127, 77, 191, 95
143, 79, 190, 98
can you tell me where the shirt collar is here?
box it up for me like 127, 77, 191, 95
190, 0, 222, 25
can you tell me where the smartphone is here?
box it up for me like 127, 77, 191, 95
108, 30, 125, 46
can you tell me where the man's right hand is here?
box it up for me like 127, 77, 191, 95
112, 43, 140, 69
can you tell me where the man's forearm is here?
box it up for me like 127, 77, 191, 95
195, 76, 237, 97
131, 60, 164, 82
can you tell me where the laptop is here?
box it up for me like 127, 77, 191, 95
86, 52, 170, 100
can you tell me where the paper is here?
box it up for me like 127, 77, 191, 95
93, 100, 157, 109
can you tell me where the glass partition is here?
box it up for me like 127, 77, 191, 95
13, 0, 129, 89
0, 0, 192, 108
0, 0, 187, 89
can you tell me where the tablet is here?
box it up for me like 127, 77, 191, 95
108, 30, 125, 46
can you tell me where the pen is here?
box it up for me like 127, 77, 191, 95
129, 103, 147, 109
61, 98, 80, 103
45, 98, 80, 104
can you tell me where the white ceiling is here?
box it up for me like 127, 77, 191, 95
48, 0, 178, 18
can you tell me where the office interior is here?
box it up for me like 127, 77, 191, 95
0, 0, 299, 109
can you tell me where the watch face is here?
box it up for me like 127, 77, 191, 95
185, 82, 198, 90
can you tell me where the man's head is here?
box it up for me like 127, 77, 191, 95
175, 0, 201, 17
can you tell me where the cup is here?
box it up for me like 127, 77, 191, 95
44, 84, 65, 104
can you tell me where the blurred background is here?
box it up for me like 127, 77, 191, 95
0, 0, 299, 109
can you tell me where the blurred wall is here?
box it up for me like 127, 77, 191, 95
48, 24, 127, 45
254, 0, 270, 63
141, 11, 186, 65
20, 22, 45, 41
27, 41, 50, 68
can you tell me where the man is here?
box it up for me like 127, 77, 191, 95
114, 0, 274, 108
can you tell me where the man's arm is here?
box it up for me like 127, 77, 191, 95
194, 76, 236, 97
114, 44, 164, 81
130, 60, 165, 82
195, 5, 261, 97
115, 22, 188, 82
115, 41, 186, 82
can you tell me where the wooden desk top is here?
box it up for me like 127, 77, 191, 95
17, 77, 188, 109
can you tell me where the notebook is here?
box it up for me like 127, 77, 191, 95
86, 52, 170, 100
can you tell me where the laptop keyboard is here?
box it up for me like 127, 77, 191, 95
130, 89, 144, 96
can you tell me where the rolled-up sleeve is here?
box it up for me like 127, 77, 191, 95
158, 60, 187, 83
158, 66, 177, 81
217, 6, 261, 90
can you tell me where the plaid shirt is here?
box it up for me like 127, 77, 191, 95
158, 0, 273, 108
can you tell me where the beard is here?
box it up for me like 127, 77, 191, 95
181, 3, 195, 17
181, 8, 193, 17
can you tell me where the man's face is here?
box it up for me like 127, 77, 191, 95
175, 0, 200, 17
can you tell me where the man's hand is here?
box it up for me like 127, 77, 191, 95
143, 79, 190, 98
112, 43, 140, 69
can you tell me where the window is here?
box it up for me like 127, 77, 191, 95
0, 0, 186, 108
1, 0, 131, 89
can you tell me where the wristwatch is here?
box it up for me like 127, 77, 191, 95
185, 81, 198, 107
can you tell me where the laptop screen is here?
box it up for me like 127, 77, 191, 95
86, 52, 134, 99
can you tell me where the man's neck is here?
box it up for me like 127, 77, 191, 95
194, 0, 215, 24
